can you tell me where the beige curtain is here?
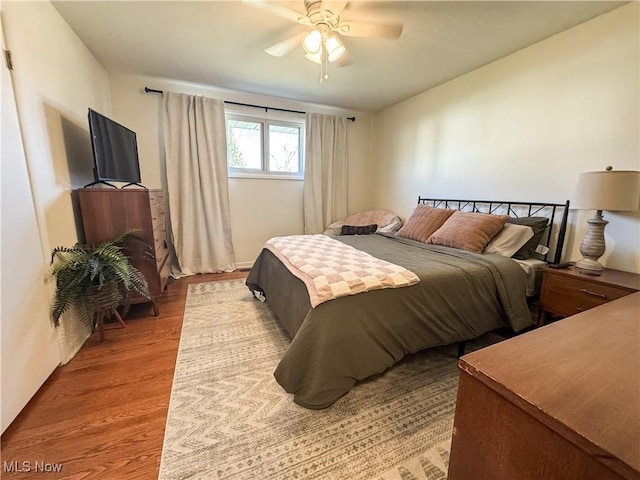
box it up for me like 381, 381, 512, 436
163, 92, 235, 275
303, 113, 349, 234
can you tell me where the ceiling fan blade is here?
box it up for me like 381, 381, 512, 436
265, 33, 304, 57
339, 21, 403, 39
242, 0, 310, 25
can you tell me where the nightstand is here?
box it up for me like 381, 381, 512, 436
537, 266, 640, 326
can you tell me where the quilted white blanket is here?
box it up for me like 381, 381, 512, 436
264, 234, 420, 307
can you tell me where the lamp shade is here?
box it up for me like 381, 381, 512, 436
325, 35, 345, 62
303, 30, 322, 55
304, 52, 321, 64
572, 169, 640, 212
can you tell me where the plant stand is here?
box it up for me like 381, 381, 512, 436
95, 309, 126, 343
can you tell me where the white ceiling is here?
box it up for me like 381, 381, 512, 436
52, 1, 626, 113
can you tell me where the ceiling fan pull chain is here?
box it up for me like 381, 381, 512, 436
321, 43, 328, 83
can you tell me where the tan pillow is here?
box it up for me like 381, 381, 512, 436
324, 210, 401, 236
427, 211, 509, 253
396, 205, 455, 243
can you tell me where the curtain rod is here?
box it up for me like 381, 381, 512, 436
144, 87, 356, 122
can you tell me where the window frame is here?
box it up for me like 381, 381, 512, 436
225, 111, 305, 180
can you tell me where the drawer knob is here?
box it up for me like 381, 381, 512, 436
580, 288, 607, 299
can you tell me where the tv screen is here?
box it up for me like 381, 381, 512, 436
88, 108, 141, 185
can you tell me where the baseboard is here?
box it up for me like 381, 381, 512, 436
235, 261, 254, 270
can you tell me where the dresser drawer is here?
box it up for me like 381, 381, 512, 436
155, 242, 170, 270
148, 191, 165, 226
148, 190, 164, 207
150, 202, 165, 228
153, 221, 167, 254
158, 253, 172, 291
541, 274, 632, 317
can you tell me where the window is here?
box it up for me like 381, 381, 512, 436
226, 113, 304, 178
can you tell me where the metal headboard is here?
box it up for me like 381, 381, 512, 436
417, 197, 570, 264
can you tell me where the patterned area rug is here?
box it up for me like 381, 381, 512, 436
159, 279, 500, 480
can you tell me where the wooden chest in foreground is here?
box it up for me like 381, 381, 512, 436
448, 292, 640, 480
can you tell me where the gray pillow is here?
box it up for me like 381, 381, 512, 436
507, 217, 549, 260
341, 224, 377, 235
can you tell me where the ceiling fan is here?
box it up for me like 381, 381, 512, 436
244, 0, 403, 82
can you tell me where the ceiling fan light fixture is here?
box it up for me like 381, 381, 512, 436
249, 0, 405, 83
325, 35, 345, 62
302, 29, 322, 55
304, 52, 322, 64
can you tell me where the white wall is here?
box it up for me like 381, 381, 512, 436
1, 1, 112, 431
109, 73, 373, 266
371, 3, 640, 273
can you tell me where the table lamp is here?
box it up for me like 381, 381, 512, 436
572, 166, 640, 275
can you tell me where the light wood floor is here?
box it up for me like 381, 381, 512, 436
1, 271, 248, 479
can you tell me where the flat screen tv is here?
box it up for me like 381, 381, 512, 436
86, 108, 142, 188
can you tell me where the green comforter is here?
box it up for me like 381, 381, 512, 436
246, 232, 531, 409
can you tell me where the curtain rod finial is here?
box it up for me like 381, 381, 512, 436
144, 86, 164, 96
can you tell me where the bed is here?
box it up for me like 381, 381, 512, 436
246, 198, 569, 409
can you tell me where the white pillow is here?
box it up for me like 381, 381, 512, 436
484, 223, 534, 258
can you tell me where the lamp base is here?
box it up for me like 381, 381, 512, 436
575, 257, 604, 275
576, 210, 607, 276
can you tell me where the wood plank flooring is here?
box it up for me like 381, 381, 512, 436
1, 271, 248, 479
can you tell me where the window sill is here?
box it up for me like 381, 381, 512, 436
228, 173, 304, 181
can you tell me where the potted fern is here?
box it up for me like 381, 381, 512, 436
50, 230, 151, 340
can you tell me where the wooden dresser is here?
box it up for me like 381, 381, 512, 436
74, 188, 171, 314
448, 292, 640, 480
538, 265, 640, 326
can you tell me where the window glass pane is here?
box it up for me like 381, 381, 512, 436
269, 124, 300, 173
227, 119, 262, 169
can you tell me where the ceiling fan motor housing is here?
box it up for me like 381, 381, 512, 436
304, 0, 341, 31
